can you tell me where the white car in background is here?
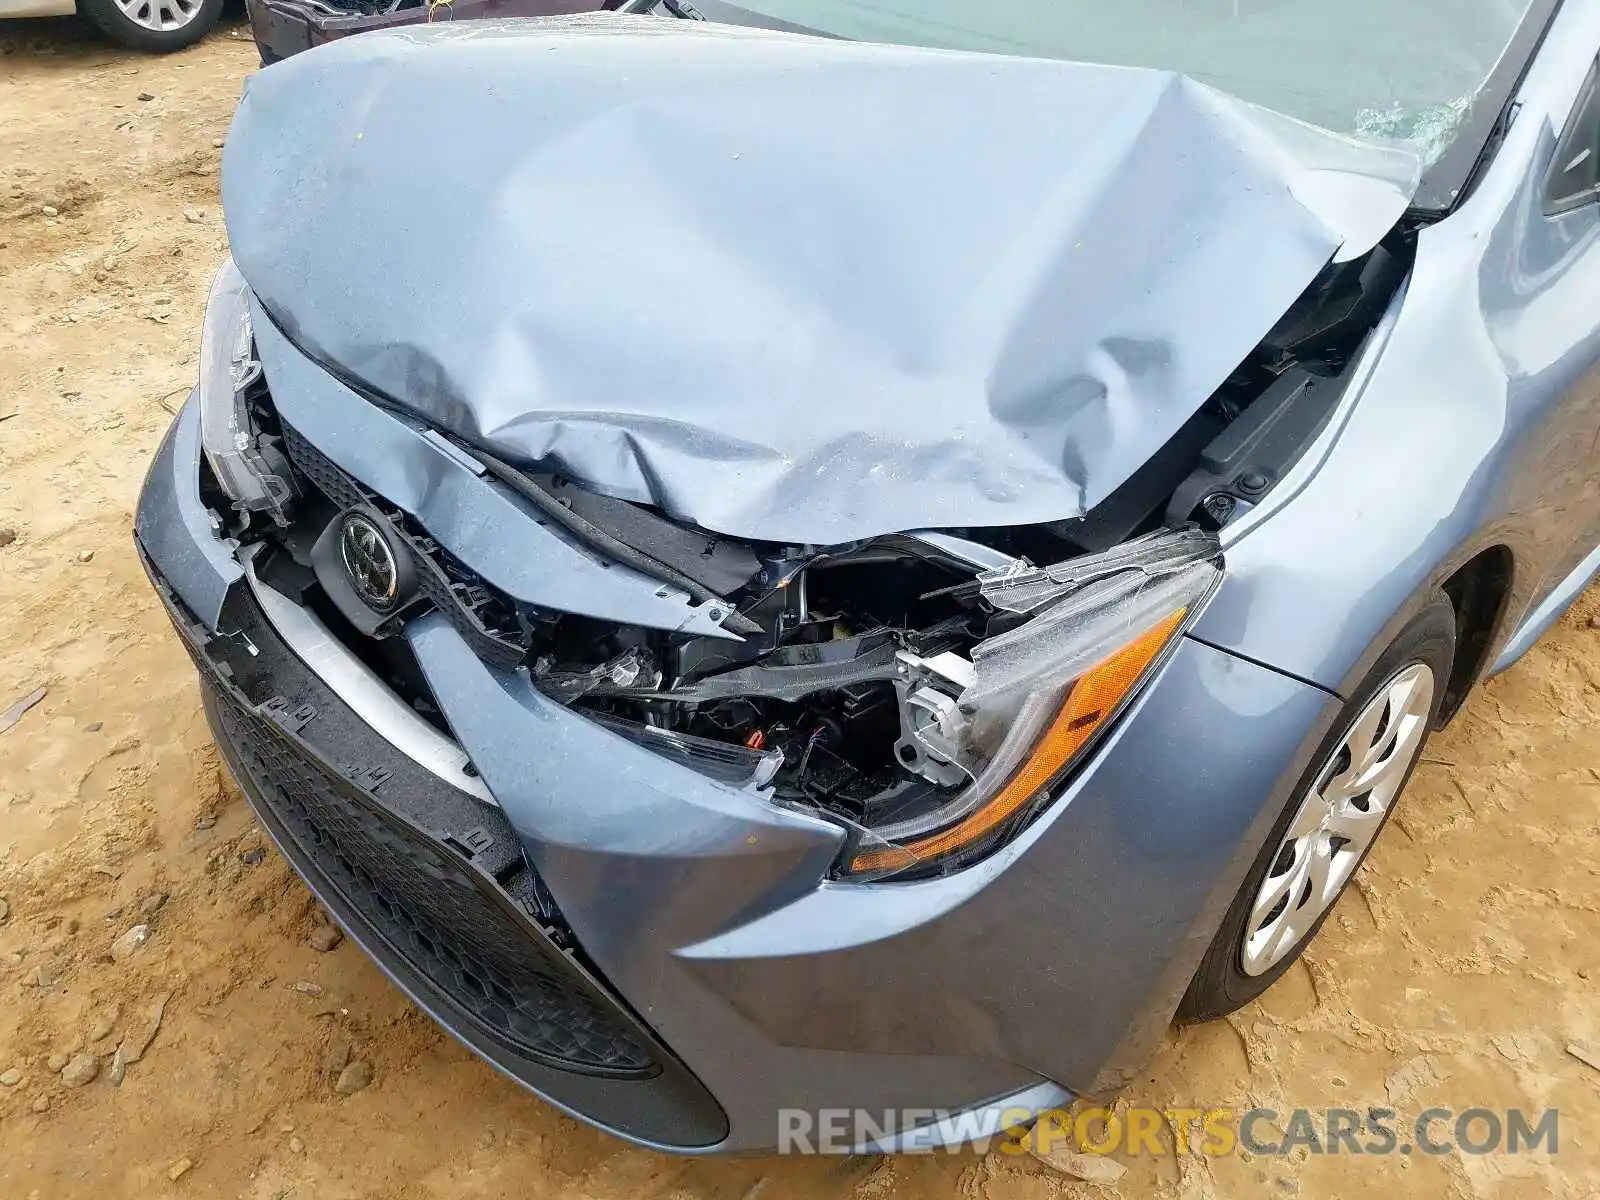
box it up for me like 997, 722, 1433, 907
1, 0, 220, 51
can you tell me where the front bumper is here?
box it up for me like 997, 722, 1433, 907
136, 395, 1343, 1152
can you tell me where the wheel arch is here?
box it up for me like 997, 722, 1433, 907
1437, 544, 1517, 724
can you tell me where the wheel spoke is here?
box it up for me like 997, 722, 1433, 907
1303, 839, 1339, 908
1287, 797, 1326, 839
1254, 848, 1308, 915
1345, 693, 1392, 771
1324, 802, 1382, 847
114, 0, 200, 31
1262, 895, 1308, 963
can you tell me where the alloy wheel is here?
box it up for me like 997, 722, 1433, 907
1240, 662, 1435, 976
113, 0, 202, 32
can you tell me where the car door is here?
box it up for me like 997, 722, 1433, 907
1497, 51, 1600, 633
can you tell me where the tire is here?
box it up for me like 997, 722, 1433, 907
79, 0, 223, 52
1179, 592, 1456, 1020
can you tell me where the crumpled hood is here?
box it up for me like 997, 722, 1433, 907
224, 14, 1419, 544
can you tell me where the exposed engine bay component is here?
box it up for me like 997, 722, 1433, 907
639, 632, 904, 705
536, 647, 664, 704
505, 525, 1226, 882
590, 713, 783, 789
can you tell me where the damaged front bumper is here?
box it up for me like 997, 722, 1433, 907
135, 385, 1342, 1151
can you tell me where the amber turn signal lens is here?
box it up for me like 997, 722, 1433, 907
846, 608, 1187, 877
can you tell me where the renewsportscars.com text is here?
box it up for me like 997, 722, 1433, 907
775, 1105, 1560, 1157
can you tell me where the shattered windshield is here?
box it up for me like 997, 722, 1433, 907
700, 0, 1537, 164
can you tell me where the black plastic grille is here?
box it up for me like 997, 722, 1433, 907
394, 526, 527, 670
211, 684, 657, 1077
278, 422, 528, 668
279, 424, 363, 510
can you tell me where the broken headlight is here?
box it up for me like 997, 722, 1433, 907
197, 257, 291, 525
840, 544, 1220, 880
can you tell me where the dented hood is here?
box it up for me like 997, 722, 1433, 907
224, 14, 1419, 544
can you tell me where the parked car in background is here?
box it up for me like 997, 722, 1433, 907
141, 0, 1600, 1155
1, 0, 220, 49
247, 0, 609, 62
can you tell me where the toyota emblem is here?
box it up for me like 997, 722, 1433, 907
338, 512, 399, 612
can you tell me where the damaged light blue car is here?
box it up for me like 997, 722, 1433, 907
135, 0, 1600, 1153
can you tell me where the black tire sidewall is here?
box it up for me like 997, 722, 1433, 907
1179, 592, 1457, 1021
79, 0, 223, 53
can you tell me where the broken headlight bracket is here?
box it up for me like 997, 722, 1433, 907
197, 258, 296, 530
833, 531, 1223, 882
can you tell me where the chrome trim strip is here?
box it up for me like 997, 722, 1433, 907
238, 546, 498, 806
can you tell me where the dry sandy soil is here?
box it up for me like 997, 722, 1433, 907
2, 19, 1599, 1200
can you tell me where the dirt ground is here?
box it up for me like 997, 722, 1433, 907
2, 19, 1599, 1200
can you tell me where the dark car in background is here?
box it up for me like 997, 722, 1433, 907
247, 0, 608, 62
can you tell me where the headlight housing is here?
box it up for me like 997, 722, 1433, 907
838, 535, 1220, 880
197, 257, 292, 526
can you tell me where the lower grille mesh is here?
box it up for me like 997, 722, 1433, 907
211, 683, 657, 1077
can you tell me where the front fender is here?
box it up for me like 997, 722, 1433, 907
1192, 65, 1600, 698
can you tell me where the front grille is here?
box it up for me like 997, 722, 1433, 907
279, 423, 363, 510
278, 422, 528, 669
211, 682, 657, 1077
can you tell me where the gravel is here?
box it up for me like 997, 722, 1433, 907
322, 1042, 350, 1079
87, 1006, 119, 1043
109, 924, 152, 962
60, 1053, 98, 1088
334, 1060, 373, 1095
119, 991, 172, 1065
